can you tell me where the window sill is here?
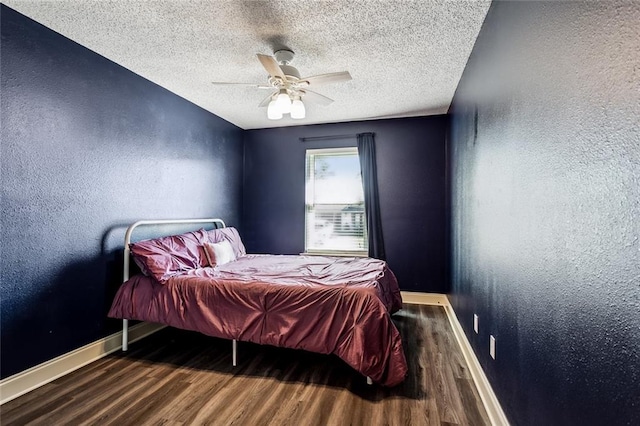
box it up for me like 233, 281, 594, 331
300, 251, 368, 258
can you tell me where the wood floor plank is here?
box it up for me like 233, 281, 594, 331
75, 377, 156, 426
25, 369, 152, 426
148, 370, 235, 423
1, 304, 491, 426
455, 377, 491, 426
102, 374, 192, 426
435, 351, 467, 424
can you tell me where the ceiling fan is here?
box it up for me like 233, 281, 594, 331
212, 50, 352, 120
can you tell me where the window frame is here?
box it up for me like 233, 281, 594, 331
303, 147, 368, 257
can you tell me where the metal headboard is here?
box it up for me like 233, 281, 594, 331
121, 218, 226, 350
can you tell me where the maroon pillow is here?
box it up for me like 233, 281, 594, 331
130, 228, 209, 282
206, 227, 246, 258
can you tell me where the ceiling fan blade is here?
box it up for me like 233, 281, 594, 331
299, 71, 352, 86
257, 54, 285, 80
299, 89, 334, 106
211, 82, 272, 89
258, 91, 278, 108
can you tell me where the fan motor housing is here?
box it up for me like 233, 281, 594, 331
279, 64, 300, 80
274, 49, 295, 64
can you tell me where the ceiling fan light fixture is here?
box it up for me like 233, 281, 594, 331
267, 99, 283, 120
216, 51, 349, 121
290, 97, 305, 119
275, 89, 292, 114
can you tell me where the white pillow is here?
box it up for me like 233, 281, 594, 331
203, 240, 236, 267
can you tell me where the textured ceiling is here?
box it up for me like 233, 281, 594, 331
3, 0, 491, 130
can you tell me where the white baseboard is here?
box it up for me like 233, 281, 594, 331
0, 322, 165, 405
401, 291, 449, 305
401, 291, 509, 426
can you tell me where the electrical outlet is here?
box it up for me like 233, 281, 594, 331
490, 335, 496, 359
473, 314, 479, 333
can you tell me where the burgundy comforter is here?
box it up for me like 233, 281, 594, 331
108, 254, 407, 386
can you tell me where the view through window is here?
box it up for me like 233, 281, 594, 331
305, 147, 368, 254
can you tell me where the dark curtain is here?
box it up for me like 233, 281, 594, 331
357, 132, 386, 260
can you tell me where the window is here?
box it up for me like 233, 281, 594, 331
305, 147, 368, 254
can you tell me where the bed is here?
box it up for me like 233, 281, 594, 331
108, 218, 408, 386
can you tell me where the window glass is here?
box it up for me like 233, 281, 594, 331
305, 148, 368, 254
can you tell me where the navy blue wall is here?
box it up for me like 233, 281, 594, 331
449, 2, 639, 425
243, 116, 448, 293
0, 6, 243, 379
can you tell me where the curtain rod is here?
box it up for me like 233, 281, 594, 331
299, 133, 362, 142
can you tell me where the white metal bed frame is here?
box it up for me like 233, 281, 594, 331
120, 218, 372, 384
120, 218, 240, 365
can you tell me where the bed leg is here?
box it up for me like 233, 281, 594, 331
232, 339, 237, 367
122, 319, 129, 352
366, 376, 373, 385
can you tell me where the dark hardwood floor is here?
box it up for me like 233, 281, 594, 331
1, 304, 490, 425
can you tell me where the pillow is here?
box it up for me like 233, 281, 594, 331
203, 240, 236, 267
130, 229, 209, 282
206, 227, 246, 258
